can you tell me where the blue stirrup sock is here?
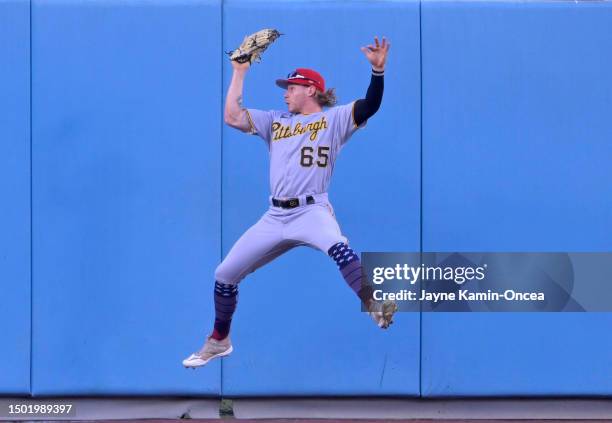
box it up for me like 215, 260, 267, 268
328, 242, 373, 305
212, 281, 238, 340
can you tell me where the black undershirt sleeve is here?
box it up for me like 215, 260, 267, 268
353, 71, 384, 127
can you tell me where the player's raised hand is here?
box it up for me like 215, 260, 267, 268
360, 36, 391, 72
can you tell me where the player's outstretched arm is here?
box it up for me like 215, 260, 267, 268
224, 61, 253, 132
354, 36, 390, 126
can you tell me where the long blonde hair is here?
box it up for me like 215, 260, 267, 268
316, 88, 337, 107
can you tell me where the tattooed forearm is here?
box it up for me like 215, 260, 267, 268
224, 69, 251, 132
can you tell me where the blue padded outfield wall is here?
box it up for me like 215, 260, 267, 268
0, 0, 31, 395
420, 1, 612, 396
31, 0, 222, 395
0, 0, 611, 397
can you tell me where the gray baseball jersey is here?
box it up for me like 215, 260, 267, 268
215, 103, 365, 286
246, 102, 364, 198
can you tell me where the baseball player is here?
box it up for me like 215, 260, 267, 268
183, 36, 394, 368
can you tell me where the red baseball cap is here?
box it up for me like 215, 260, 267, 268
276, 68, 325, 92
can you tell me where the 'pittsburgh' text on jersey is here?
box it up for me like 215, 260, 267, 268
246, 102, 364, 198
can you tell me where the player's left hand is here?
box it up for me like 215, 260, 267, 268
360, 36, 390, 72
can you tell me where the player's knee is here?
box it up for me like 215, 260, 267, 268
214, 261, 241, 286
328, 242, 360, 269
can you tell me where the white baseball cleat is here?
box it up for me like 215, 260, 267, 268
183, 336, 233, 368
368, 300, 398, 329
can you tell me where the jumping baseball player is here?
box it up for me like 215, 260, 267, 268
183, 36, 394, 368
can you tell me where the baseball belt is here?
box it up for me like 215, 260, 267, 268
272, 195, 315, 209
